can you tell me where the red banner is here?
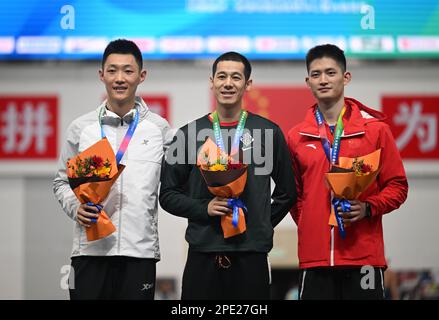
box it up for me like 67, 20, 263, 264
142, 95, 170, 123
211, 86, 315, 136
382, 96, 439, 159
243, 86, 315, 135
0, 96, 58, 159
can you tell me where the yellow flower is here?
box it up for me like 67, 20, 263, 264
209, 164, 227, 171
94, 166, 111, 177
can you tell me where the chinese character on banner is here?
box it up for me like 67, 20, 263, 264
382, 96, 439, 159
142, 95, 170, 123
211, 86, 315, 136
0, 96, 58, 159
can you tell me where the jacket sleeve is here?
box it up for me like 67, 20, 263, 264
270, 126, 297, 227
365, 124, 409, 216
287, 130, 303, 226
159, 128, 211, 222
52, 122, 81, 221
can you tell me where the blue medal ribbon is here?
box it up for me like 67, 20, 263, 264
331, 198, 351, 239
227, 198, 247, 228
316, 106, 350, 238
315, 106, 345, 165
315, 108, 331, 161
95, 107, 139, 216
86, 202, 103, 223
99, 106, 139, 165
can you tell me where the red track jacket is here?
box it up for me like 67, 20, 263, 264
287, 98, 408, 269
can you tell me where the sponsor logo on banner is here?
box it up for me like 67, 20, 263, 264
0, 96, 58, 159
382, 96, 439, 159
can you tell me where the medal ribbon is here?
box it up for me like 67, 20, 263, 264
99, 106, 139, 165
211, 110, 248, 157
314, 106, 346, 165
315, 106, 349, 238
211, 110, 248, 229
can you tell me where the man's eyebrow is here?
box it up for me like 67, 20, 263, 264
106, 64, 134, 68
216, 71, 243, 76
310, 67, 336, 73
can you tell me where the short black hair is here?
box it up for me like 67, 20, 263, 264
212, 51, 252, 81
102, 39, 143, 70
306, 44, 346, 73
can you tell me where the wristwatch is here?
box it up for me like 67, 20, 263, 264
365, 202, 372, 219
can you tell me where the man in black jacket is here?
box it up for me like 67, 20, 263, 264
159, 52, 296, 300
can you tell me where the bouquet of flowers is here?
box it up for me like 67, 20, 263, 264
68, 155, 111, 179
67, 138, 125, 241
324, 149, 381, 238
197, 138, 248, 238
352, 158, 373, 177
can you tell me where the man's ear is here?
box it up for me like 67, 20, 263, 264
209, 76, 214, 90
139, 69, 147, 83
245, 79, 253, 91
343, 71, 352, 86
305, 77, 310, 88
99, 69, 104, 82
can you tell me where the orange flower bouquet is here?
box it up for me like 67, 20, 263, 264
197, 138, 248, 238
324, 149, 381, 238
67, 138, 125, 241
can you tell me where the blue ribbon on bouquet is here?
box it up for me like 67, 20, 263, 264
331, 198, 351, 239
86, 202, 103, 223
227, 198, 247, 228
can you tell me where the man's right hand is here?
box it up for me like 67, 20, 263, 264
76, 203, 100, 228
207, 197, 232, 217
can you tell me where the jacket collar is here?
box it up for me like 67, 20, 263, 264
299, 97, 385, 138
96, 96, 149, 126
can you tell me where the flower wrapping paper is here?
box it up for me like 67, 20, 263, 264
197, 138, 248, 238
67, 138, 125, 241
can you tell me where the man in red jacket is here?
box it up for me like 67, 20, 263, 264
287, 44, 408, 299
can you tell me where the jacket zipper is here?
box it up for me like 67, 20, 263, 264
117, 124, 124, 254
302, 127, 350, 267
328, 134, 361, 265
117, 170, 123, 254
328, 151, 335, 267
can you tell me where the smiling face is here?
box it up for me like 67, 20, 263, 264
210, 60, 252, 110
305, 57, 351, 104
99, 53, 146, 110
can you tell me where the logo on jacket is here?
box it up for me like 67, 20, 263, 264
241, 132, 254, 151
142, 139, 149, 146
141, 283, 154, 291
306, 143, 317, 150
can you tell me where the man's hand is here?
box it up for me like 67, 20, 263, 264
76, 203, 100, 228
208, 197, 232, 217
339, 200, 367, 226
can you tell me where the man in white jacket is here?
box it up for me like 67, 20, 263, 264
53, 39, 172, 300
